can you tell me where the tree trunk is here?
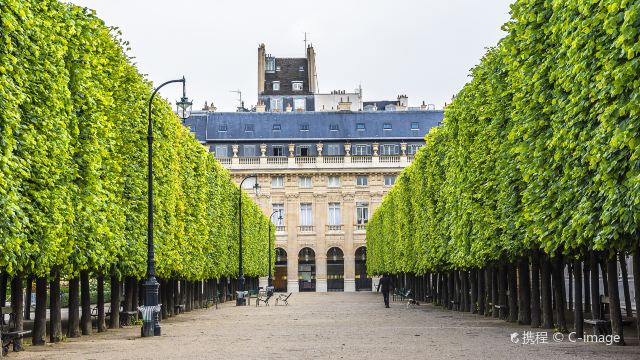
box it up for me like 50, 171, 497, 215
470, 269, 478, 314
573, 260, 583, 339
633, 248, 640, 341
498, 263, 508, 320
491, 265, 499, 318
551, 255, 567, 332
589, 251, 601, 322
11, 275, 24, 351
599, 258, 609, 297
0, 272, 7, 309
606, 254, 624, 345
67, 277, 80, 338
80, 271, 91, 335
541, 254, 553, 329
568, 263, 573, 312
124, 277, 134, 312
618, 253, 632, 318
97, 275, 106, 332
583, 256, 590, 315
50, 270, 63, 343
484, 268, 491, 316
447, 271, 454, 310
24, 277, 32, 320
507, 263, 518, 322
531, 250, 541, 327
32, 277, 48, 345
168, 279, 175, 316
517, 256, 531, 325
461, 271, 469, 312
109, 275, 121, 329
442, 273, 449, 309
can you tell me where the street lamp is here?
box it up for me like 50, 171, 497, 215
175, 79, 193, 121
143, 76, 190, 337
237, 174, 260, 305
268, 210, 283, 287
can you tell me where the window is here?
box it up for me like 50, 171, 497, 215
218, 124, 227, 132
244, 124, 254, 132
299, 123, 309, 131
356, 175, 368, 186
385, 104, 397, 111
383, 123, 392, 130
297, 145, 310, 157
272, 204, 285, 226
356, 202, 369, 224
407, 144, 422, 155
329, 123, 339, 131
299, 176, 312, 188
300, 203, 313, 226
327, 144, 340, 156
411, 122, 419, 130
270, 98, 282, 111
214, 145, 228, 158
272, 81, 280, 91
243, 145, 256, 157
328, 203, 341, 225
299, 66, 304, 72
327, 176, 340, 187
356, 123, 365, 131
292, 81, 303, 91
294, 98, 306, 111
266, 58, 275, 72
364, 105, 376, 112
381, 144, 399, 156
353, 144, 370, 156
271, 176, 284, 188
276, 66, 281, 71
384, 175, 396, 186
272, 145, 285, 157
272, 123, 281, 131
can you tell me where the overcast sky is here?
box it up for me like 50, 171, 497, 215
67, 0, 513, 112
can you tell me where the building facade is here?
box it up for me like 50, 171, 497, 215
184, 110, 443, 292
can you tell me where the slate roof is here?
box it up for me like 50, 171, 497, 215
262, 58, 311, 95
363, 101, 399, 111
185, 110, 443, 143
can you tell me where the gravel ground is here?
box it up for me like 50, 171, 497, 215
13, 292, 640, 360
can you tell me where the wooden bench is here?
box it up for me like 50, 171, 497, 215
1, 306, 31, 355
584, 295, 635, 334
256, 292, 273, 307
246, 289, 260, 306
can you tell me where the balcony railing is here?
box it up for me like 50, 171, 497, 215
298, 225, 314, 233
355, 224, 367, 231
326, 224, 343, 232
239, 157, 260, 165
295, 157, 316, 164
322, 156, 344, 164
275, 225, 286, 232
267, 156, 288, 165
407, 155, 415, 163
352, 156, 372, 163
380, 155, 400, 163
217, 157, 232, 165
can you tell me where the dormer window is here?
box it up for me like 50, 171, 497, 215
272, 81, 280, 91
299, 124, 309, 131
329, 124, 339, 131
272, 124, 281, 131
292, 81, 303, 91
276, 66, 281, 71
299, 66, 304, 72
383, 123, 392, 130
356, 123, 365, 131
244, 124, 254, 132
266, 58, 275, 73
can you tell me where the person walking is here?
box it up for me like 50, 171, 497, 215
377, 273, 392, 308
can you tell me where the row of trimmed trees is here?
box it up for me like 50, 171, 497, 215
367, 0, 640, 345
0, 0, 273, 351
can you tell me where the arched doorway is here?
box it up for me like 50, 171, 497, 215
298, 247, 316, 292
355, 246, 372, 291
327, 247, 344, 291
274, 248, 287, 292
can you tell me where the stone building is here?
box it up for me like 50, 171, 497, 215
183, 110, 443, 292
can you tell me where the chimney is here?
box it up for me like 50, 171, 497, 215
255, 100, 266, 113
307, 45, 317, 93
337, 97, 352, 111
421, 101, 428, 110
258, 44, 266, 94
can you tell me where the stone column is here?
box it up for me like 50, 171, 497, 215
343, 192, 356, 292
288, 143, 296, 167
344, 143, 352, 165
286, 193, 300, 292
314, 193, 328, 292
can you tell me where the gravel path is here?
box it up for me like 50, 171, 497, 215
14, 292, 640, 359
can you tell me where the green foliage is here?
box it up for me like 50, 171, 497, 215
0, 0, 272, 281
367, 0, 640, 274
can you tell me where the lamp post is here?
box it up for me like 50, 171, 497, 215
267, 210, 283, 287
143, 76, 191, 337
237, 174, 260, 305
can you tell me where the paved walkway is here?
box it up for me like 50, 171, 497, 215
14, 292, 640, 359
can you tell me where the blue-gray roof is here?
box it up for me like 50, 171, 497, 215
185, 110, 443, 143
